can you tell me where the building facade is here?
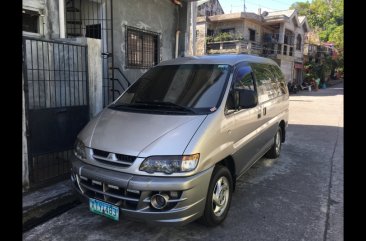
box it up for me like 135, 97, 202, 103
22, 0, 190, 190
193, 9, 310, 84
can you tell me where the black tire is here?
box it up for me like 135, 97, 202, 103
265, 127, 282, 159
199, 165, 233, 227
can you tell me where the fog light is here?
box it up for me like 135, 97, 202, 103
150, 193, 169, 209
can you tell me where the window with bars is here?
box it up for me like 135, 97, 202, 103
126, 26, 159, 69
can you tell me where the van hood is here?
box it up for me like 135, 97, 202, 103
78, 108, 207, 157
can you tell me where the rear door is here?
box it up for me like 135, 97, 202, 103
251, 63, 282, 153
225, 63, 263, 175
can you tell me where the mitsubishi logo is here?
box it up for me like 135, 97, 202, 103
107, 153, 117, 161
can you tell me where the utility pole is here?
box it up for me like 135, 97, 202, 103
243, 0, 247, 12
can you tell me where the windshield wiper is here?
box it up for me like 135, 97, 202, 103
134, 101, 197, 114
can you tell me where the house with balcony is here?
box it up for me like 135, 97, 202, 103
194, 9, 310, 84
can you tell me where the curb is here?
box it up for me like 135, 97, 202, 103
23, 180, 81, 232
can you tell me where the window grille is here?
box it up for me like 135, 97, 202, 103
125, 26, 159, 69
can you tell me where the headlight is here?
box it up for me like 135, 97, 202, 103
139, 154, 200, 174
74, 139, 86, 160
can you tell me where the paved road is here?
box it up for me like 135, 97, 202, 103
24, 83, 343, 241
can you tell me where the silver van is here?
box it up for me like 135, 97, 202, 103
71, 54, 289, 226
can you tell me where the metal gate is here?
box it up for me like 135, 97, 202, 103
23, 37, 90, 188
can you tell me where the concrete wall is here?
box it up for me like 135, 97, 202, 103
196, 20, 207, 56
75, 38, 103, 117
23, 0, 60, 39
243, 19, 262, 41
112, 0, 187, 85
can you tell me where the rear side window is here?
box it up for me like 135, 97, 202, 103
252, 63, 285, 101
267, 65, 282, 97
252, 63, 272, 102
273, 65, 288, 95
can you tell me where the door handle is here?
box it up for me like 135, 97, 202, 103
263, 107, 267, 116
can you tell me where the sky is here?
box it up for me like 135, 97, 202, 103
219, 0, 308, 14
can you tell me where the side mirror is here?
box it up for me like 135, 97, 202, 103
237, 89, 258, 108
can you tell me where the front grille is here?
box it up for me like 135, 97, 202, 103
74, 174, 184, 211
78, 176, 141, 210
92, 149, 136, 168
93, 149, 109, 157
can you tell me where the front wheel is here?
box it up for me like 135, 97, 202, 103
199, 165, 233, 227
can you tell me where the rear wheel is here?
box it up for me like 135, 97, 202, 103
265, 127, 282, 158
199, 165, 233, 227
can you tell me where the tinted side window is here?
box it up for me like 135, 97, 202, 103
267, 65, 282, 97
271, 65, 287, 95
225, 65, 255, 111
252, 63, 272, 102
253, 63, 286, 101
234, 66, 255, 91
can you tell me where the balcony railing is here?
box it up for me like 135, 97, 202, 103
206, 40, 295, 58
206, 40, 262, 55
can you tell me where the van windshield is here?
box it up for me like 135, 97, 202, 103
110, 64, 231, 114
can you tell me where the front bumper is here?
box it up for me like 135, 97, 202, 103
71, 158, 213, 226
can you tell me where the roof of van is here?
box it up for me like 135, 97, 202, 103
158, 54, 278, 66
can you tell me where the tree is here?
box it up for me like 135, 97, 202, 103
290, 0, 343, 48
289, 1, 311, 16
290, 0, 343, 77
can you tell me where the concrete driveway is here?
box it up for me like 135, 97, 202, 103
24, 83, 343, 241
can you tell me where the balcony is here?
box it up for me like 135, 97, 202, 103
205, 31, 296, 58
206, 40, 295, 59
206, 39, 262, 55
